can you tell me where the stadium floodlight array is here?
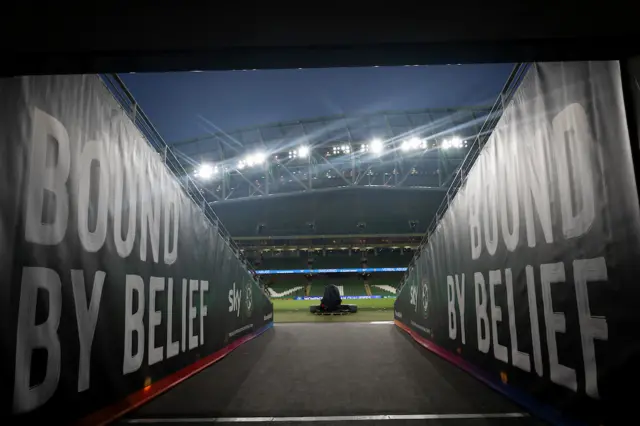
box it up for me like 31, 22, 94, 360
195, 133, 464, 181
369, 138, 384, 154
194, 163, 218, 180
298, 145, 310, 158
289, 145, 310, 159
197, 151, 267, 173
401, 137, 426, 152
245, 152, 266, 167
441, 136, 467, 149
331, 145, 351, 155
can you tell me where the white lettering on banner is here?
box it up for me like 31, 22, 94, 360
181, 278, 187, 353
113, 142, 137, 258
522, 124, 553, 248
455, 274, 466, 344
71, 270, 105, 392
140, 175, 161, 263
409, 283, 418, 312
200, 281, 209, 345
505, 268, 531, 372
541, 262, 577, 392
228, 282, 242, 317
447, 276, 456, 340
468, 104, 597, 259
482, 149, 499, 256
447, 274, 466, 344
12, 268, 220, 410
189, 279, 199, 350
525, 266, 543, 376
499, 131, 519, 252
13, 267, 62, 414
469, 177, 482, 260
400, 100, 606, 399
24, 109, 180, 264
164, 193, 179, 265
77, 140, 109, 252
474, 272, 490, 353
166, 278, 180, 359
574, 257, 608, 399
123, 275, 145, 375
458, 259, 608, 397
121, 275, 209, 375
15, 101, 227, 412
25, 108, 70, 246
489, 270, 508, 364
553, 104, 595, 240
148, 277, 165, 366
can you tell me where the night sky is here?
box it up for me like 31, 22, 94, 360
121, 63, 514, 144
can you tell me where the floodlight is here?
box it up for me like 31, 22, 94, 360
450, 137, 462, 149
246, 152, 266, 167
253, 152, 266, 164
401, 140, 411, 152
370, 138, 383, 154
195, 163, 216, 180
237, 160, 246, 170
298, 145, 310, 158
442, 136, 463, 150
409, 137, 421, 149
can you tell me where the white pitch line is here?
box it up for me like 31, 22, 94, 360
369, 321, 394, 324
126, 412, 527, 423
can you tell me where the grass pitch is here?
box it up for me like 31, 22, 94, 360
272, 297, 395, 323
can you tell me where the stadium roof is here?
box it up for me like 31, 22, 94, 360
160, 107, 481, 203
119, 65, 514, 203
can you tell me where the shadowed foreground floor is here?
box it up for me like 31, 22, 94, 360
121, 323, 545, 425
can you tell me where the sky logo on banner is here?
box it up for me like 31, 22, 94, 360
244, 281, 253, 318
229, 282, 242, 317
409, 283, 418, 313
421, 278, 430, 319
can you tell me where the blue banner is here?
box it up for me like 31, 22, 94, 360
255, 267, 407, 274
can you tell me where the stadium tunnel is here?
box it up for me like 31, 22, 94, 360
2, 58, 640, 426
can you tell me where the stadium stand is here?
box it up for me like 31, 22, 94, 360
312, 253, 363, 269
308, 275, 366, 297
264, 275, 306, 298
368, 272, 403, 295
254, 249, 413, 270
366, 252, 413, 268
213, 188, 444, 237
262, 271, 403, 299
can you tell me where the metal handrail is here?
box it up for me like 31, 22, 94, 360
397, 63, 531, 292
99, 74, 258, 279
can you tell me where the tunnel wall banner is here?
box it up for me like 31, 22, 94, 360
0, 75, 273, 423
394, 62, 640, 425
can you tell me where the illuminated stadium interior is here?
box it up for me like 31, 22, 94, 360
102, 64, 523, 308
10, 13, 639, 426
162, 107, 488, 299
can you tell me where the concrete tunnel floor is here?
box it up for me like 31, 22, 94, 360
120, 323, 546, 425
